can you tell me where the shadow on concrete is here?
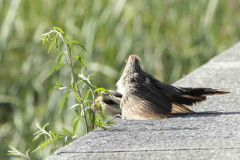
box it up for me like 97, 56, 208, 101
173, 111, 240, 118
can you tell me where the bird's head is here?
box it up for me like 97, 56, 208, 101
117, 55, 143, 93
122, 55, 142, 77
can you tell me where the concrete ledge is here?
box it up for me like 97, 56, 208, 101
46, 43, 240, 160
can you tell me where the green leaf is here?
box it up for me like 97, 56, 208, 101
78, 74, 93, 88
42, 123, 50, 129
7, 146, 31, 159
55, 37, 60, 52
62, 128, 72, 136
48, 63, 67, 76
54, 81, 64, 88
33, 137, 58, 153
50, 146, 57, 154
53, 27, 65, 34
94, 123, 108, 130
69, 41, 87, 52
69, 103, 80, 109
73, 56, 87, 68
64, 136, 69, 145
73, 119, 80, 135
95, 102, 101, 108
86, 107, 95, 124
72, 81, 78, 93
69, 44, 72, 56
55, 82, 61, 86
106, 120, 116, 125
71, 110, 80, 123
58, 52, 65, 65
84, 90, 90, 100
75, 95, 81, 103
83, 100, 93, 105
48, 39, 55, 53
48, 65, 59, 76
94, 88, 109, 93
60, 91, 71, 113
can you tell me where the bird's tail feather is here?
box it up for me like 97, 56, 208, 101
172, 103, 194, 113
181, 87, 229, 96
174, 88, 229, 106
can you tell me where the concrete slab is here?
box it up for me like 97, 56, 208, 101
46, 42, 240, 160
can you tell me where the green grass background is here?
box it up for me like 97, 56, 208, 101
1, 0, 240, 159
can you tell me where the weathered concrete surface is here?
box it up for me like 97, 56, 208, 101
46, 43, 240, 160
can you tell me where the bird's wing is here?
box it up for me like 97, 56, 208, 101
109, 90, 123, 98
121, 90, 171, 120
145, 73, 182, 96
148, 74, 229, 106
145, 74, 208, 105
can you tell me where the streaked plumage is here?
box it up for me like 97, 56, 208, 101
92, 91, 122, 116
116, 55, 229, 120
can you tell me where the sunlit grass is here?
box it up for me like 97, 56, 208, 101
1, 0, 240, 159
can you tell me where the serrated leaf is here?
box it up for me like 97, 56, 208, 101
60, 91, 71, 113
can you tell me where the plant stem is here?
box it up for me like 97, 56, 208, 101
54, 29, 89, 134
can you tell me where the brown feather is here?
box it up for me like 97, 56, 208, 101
172, 103, 194, 113
121, 94, 170, 120
117, 55, 229, 120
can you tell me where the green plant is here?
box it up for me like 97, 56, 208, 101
7, 27, 115, 159
7, 146, 30, 160
2, 1, 240, 159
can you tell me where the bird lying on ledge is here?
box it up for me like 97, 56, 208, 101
93, 55, 229, 120
93, 91, 122, 116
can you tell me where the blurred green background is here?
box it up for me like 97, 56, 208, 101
1, 0, 240, 159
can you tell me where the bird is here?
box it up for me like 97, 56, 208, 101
116, 54, 229, 120
92, 90, 122, 116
